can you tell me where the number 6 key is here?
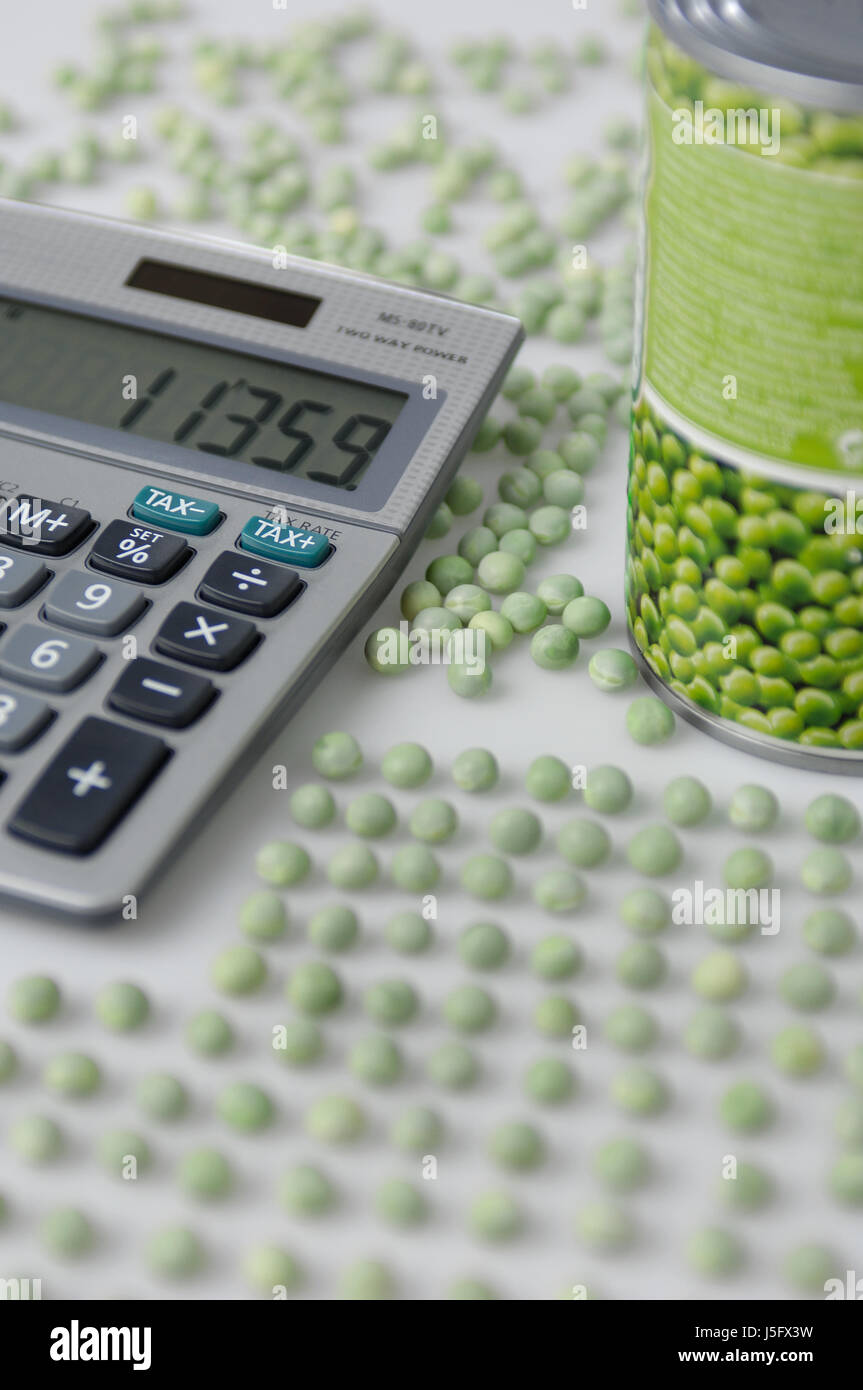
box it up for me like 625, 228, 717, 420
0, 623, 102, 692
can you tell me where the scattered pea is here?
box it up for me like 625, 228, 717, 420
217, 1081, 273, 1132
280, 1163, 336, 1215
452, 747, 499, 791
488, 1120, 545, 1170
692, 950, 747, 1002
535, 574, 584, 615
98, 1129, 152, 1177
588, 647, 638, 692
242, 1244, 302, 1295
10, 1113, 64, 1163
274, 1018, 324, 1067
426, 1039, 479, 1089
533, 868, 587, 912
445, 474, 483, 515
610, 1065, 668, 1114
40, 1207, 95, 1258
444, 984, 496, 1033
0, 1039, 17, 1083
469, 1189, 522, 1240
136, 1072, 188, 1120
779, 962, 835, 1011
239, 891, 288, 942
662, 776, 711, 827
327, 843, 379, 889
530, 623, 580, 670
686, 1227, 744, 1277
562, 595, 611, 638
783, 1243, 842, 1292
728, 785, 779, 833
802, 908, 857, 955
146, 1226, 204, 1279
584, 763, 632, 813
603, 1004, 659, 1052
576, 1200, 634, 1251
683, 1006, 741, 1060
626, 696, 675, 745
534, 994, 578, 1038
349, 1033, 403, 1085
290, 783, 336, 829
529, 504, 571, 546
719, 1080, 774, 1132
556, 817, 610, 868
308, 904, 359, 953
287, 961, 342, 1015
401, 579, 442, 621
805, 793, 860, 844
617, 941, 666, 989
592, 1136, 650, 1191
345, 793, 396, 838
210, 945, 267, 996
8, 975, 60, 1024
43, 1051, 101, 1098
255, 840, 310, 886
525, 754, 571, 801
340, 1259, 395, 1300
619, 887, 669, 935
305, 1094, 365, 1143
626, 824, 681, 876
382, 742, 432, 788
800, 847, 852, 894
523, 1056, 574, 1103
770, 1024, 824, 1076
185, 1009, 233, 1056
460, 921, 511, 970
94, 981, 149, 1031
312, 731, 362, 779
390, 1105, 443, 1152
723, 847, 773, 890
385, 910, 432, 954
531, 934, 581, 980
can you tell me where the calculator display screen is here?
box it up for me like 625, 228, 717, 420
0, 297, 408, 492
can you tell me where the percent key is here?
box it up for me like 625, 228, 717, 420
89, 521, 192, 584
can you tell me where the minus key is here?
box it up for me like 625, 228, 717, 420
108, 657, 215, 729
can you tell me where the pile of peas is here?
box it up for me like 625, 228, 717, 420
626, 398, 863, 750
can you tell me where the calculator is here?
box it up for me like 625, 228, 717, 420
0, 200, 522, 917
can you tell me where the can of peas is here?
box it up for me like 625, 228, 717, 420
628, 1, 863, 769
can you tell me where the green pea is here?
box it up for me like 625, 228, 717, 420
800, 847, 852, 894
626, 824, 681, 876
10, 1113, 64, 1163
525, 754, 571, 801
529, 505, 572, 545
526, 447, 567, 480
543, 470, 585, 509
534, 576, 583, 617
185, 1009, 233, 1056
502, 418, 543, 455
242, 1244, 302, 1295
426, 553, 474, 594
611, 1064, 668, 1114
349, 1034, 403, 1085
533, 869, 587, 912
561, 596, 611, 639
0, 1039, 17, 1084
476, 550, 527, 594
619, 887, 669, 935
727, 784, 779, 832
828, 1153, 863, 1205
217, 1081, 273, 1132
498, 468, 542, 508
94, 981, 149, 1031
469, 1189, 522, 1241
530, 624, 580, 670
662, 776, 712, 827
290, 782, 336, 829
488, 1120, 545, 1171
364, 978, 418, 1026
683, 1005, 741, 1060
584, 763, 632, 813
460, 922, 511, 970
835, 1096, 863, 1146
691, 950, 747, 1002
444, 984, 496, 1033
534, 994, 578, 1037
401, 580, 442, 621
458, 525, 498, 566
530, 935, 582, 980
460, 853, 513, 900
385, 910, 432, 954
523, 1057, 574, 1103
8, 975, 61, 1024
426, 1039, 479, 1088
345, 793, 397, 838
178, 1146, 233, 1200
445, 583, 492, 622
287, 961, 342, 1015
844, 1044, 863, 1090
588, 647, 638, 692
556, 817, 610, 868
805, 793, 860, 843
43, 1051, 101, 1098
779, 962, 835, 1011
307, 904, 359, 953
626, 696, 675, 745
723, 847, 773, 890
770, 1024, 824, 1076
603, 1003, 658, 1052
448, 660, 493, 698
558, 431, 600, 473
381, 742, 432, 788
499, 591, 547, 632
719, 1080, 774, 1132
273, 1018, 324, 1067
616, 941, 667, 989
239, 890, 288, 942
327, 843, 379, 889
137, 1072, 188, 1120
470, 414, 503, 450
390, 843, 441, 891
802, 907, 857, 955
305, 1093, 365, 1143
424, 504, 453, 540
390, 1105, 443, 1153
452, 747, 498, 791
40, 1207, 95, 1259
686, 1227, 744, 1277
280, 1163, 336, 1215
312, 731, 362, 779
498, 529, 537, 565
592, 1136, 650, 1191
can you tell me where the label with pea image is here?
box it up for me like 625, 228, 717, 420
630, 26, 863, 765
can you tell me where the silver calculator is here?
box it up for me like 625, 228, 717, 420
0, 200, 522, 918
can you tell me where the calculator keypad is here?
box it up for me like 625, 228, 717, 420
154, 602, 258, 671
239, 516, 331, 568
108, 658, 215, 729
0, 497, 93, 556
89, 521, 191, 584
44, 571, 147, 637
8, 715, 170, 854
0, 623, 101, 693
0, 686, 53, 752
0, 549, 50, 608
132, 485, 221, 536
198, 551, 302, 618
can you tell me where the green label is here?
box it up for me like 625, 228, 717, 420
644, 86, 863, 473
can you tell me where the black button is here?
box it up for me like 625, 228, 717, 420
89, 521, 191, 584
153, 601, 258, 671
0, 496, 93, 556
198, 551, 302, 618
109, 658, 215, 728
8, 715, 169, 854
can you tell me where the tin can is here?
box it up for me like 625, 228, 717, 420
628, 0, 863, 770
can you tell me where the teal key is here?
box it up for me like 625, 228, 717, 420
240, 516, 331, 568
132, 485, 220, 536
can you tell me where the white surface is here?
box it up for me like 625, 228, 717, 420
0, 0, 860, 1302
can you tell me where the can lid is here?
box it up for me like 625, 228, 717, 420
648, 0, 863, 110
